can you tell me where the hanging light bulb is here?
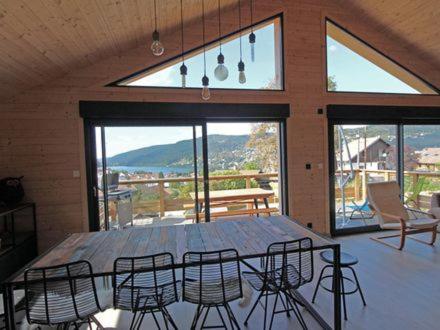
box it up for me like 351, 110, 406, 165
151, 30, 164, 56
249, 0, 256, 62
214, 0, 228, 81
249, 32, 256, 62
179, 0, 187, 87
180, 63, 187, 88
201, 0, 210, 100
201, 75, 210, 100
238, 60, 246, 84
214, 53, 229, 81
150, 0, 164, 56
237, 0, 246, 84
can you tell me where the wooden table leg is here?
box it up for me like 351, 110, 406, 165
263, 197, 270, 216
253, 198, 259, 217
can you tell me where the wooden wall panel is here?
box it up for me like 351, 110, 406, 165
0, 0, 439, 251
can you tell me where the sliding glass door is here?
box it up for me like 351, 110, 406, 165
331, 124, 397, 234
92, 124, 207, 231
86, 119, 287, 231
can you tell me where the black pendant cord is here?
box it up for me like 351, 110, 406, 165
250, 0, 254, 32
202, 0, 207, 76
153, 0, 158, 31
180, 0, 185, 62
217, 0, 222, 52
238, 0, 242, 60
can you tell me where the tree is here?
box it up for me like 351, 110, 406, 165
246, 123, 279, 172
328, 75, 337, 91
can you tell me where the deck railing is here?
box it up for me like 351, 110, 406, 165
118, 172, 279, 217
336, 168, 440, 209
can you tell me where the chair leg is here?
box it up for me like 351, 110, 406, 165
312, 265, 331, 303
431, 226, 438, 245
269, 291, 280, 330
244, 290, 264, 325
399, 228, 406, 250
200, 306, 211, 329
280, 292, 291, 317
348, 266, 366, 306
339, 270, 348, 321
224, 303, 241, 330
150, 311, 161, 330
191, 305, 202, 330
263, 289, 269, 330
285, 293, 307, 330
161, 306, 178, 330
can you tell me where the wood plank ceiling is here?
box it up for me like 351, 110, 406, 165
0, 0, 439, 101
340, 0, 440, 68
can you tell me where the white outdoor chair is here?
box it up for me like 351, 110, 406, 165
367, 181, 439, 250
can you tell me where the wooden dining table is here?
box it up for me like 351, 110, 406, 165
2, 216, 342, 330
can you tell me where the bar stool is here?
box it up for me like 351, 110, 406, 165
312, 251, 366, 320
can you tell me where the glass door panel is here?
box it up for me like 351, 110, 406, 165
332, 124, 397, 232
403, 125, 440, 211
94, 125, 206, 230
206, 122, 282, 220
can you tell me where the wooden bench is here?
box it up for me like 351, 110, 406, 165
185, 207, 279, 220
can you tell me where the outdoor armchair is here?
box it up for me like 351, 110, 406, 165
367, 181, 439, 250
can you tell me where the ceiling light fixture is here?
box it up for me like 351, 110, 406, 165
151, 0, 164, 56
179, 0, 187, 87
249, 0, 256, 62
238, 0, 246, 84
214, 0, 229, 81
201, 0, 210, 100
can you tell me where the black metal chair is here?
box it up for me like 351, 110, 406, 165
312, 251, 366, 320
242, 238, 314, 330
24, 260, 102, 329
113, 252, 180, 330
182, 249, 243, 330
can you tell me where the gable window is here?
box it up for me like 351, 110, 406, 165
113, 15, 283, 91
326, 19, 439, 95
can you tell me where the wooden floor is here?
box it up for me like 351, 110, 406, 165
7, 231, 440, 329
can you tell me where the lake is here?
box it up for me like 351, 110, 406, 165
108, 165, 193, 174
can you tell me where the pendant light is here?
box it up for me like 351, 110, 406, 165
237, 0, 246, 84
179, 0, 187, 87
151, 0, 164, 56
201, 0, 210, 100
214, 0, 229, 81
249, 0, 256, 62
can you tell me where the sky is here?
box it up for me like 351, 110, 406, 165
100, 20, 425, 157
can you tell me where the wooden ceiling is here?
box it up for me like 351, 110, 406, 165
342, 0, 440, 68
0, 0, 237, 100
0, 0, 439, 101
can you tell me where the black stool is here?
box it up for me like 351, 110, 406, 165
312, 251, 366, 320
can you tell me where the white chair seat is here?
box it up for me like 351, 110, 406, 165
381, 218, 440, 230
407, 218, 440, 229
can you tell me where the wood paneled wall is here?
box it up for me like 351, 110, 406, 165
1, 0, 439, 252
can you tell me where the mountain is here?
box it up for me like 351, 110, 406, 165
106, 134, 252, 170
340, 125, 440, 151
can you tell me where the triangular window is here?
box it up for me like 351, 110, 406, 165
326, 19, 439, 95
113, 15, 283, 90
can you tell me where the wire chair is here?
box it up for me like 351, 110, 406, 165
24, 260, 102, 329
113, 252, 180, 330
182, 249, 243, 330
242, 238, 313, 330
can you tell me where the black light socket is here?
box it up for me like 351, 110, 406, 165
249, 32, 256, 43
180, 63, 187, 75
202, 75, 209, 86
152, 30, 160, 41
217, 53, 225, 64
238, 60, 245, 72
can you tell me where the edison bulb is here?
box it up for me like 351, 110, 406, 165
201, 86, 210, 100
181, 74, 187, 88
239, 71, 246, 84
250, 43, 255, 62
151, 40, 164, 56
151, 30, 164, 56
214, 64, 229, 81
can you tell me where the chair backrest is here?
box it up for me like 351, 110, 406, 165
367, 181, 409, 226
101, 172, 119, 192
24, 260, 100, 325
265, 238, 313, 290
182, 249, 242, 305
113, 252, 178, 311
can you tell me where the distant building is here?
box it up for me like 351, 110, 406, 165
338, 136, 391, 170
417, 147, 440, 171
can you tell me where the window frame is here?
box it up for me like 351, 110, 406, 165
324, 17, 440, 96
107, 13, 285, 92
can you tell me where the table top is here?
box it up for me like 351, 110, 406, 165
7, 215, 337, 284
190, 188, 274, 202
